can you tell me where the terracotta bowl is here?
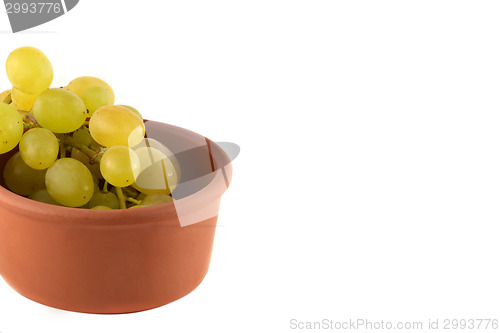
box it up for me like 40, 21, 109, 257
0, 120, 232, 314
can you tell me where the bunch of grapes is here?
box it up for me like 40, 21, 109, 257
0, 46, 178, 209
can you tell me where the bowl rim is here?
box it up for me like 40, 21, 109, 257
0, 120, 232, 227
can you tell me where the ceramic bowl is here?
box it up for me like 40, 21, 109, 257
0, 120, 232, 314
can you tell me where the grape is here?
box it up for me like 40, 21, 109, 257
0, 102, 23, 154
142, 193, 173, 206
6, 46, 53, 110
100, 146, 141, 187
11, 87, 38, 111
45, 158, 94, 207
91, 206, 111, 210
3, 152, 46, 196
119, 105, 142, 118
33, 88, 87, 133
132, 147, 178, 195
133, 138, 181, 179
0, 89, 11, 103
82, 86, 109, 116
70, 147, 102, 178
29, 189, 60, 205
72, 127, 93, 147
88, 191, 119, 209
65, 76, 115, 105
6, 47, 53, 94
19, 128, 59, 170
89, 105, 145, 147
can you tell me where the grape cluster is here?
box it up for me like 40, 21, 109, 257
0, 46, 178, 209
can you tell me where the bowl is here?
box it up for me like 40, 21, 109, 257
0, 120, 232, 314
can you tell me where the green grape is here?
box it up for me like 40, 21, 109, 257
119, 105, 142, 118
132, 147, 178, 195
0, 102, 23, 154
3, 152, 46, 196
0, 89, 11, 103
65, 76, 115, 105
19, 128, 59, 170
89, 105, 145, 147
91, 205, 111, 210
6, 46, 53, 94
100, 145, 141, 187
11, 87, 39, 111
6, 47, 53, 110
70, 147, 102, 178
45, 158, 94, 207
133, 137, 181, 182
72, 127, 93, 147
142, 193, 173, 207
28, 189, 60, 205
88, 191, 119, 209
128, 205, 143, 209
33, 88, 87, 133
82, 86, 109, 116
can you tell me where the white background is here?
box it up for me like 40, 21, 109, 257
1, 1, 500, 332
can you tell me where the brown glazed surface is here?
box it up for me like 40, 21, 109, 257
0, 121, 231, 314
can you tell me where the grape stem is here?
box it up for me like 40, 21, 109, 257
22, 114, 39, 133
23, 122, 36, 130
21, 111, 37, 124
122, 187, 138, 198
116, 187, 127, 209
59, 141, 66, 158
102, 180, 108, 193
58, 135, 105, 164
126, 197, 141, 205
